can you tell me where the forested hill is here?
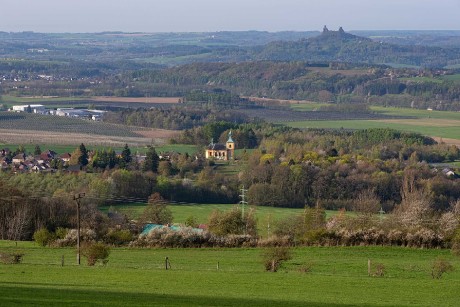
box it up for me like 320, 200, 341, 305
253, 28, 460, 68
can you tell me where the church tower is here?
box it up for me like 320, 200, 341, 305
226, 130, 235, 160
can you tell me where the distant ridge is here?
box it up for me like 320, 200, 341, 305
254, 26, 460, 67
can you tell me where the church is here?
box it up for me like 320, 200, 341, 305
205, 131, 235, 161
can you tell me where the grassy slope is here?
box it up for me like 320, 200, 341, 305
102, 203, 353, 237
0, 241, 459, 306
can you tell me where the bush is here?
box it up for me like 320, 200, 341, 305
55, 229, 97, 247
33, 228, 55, 247
262, 246, 292, 272
0, 252, 24, 264
81, 242, 110, 266
451, 227, 460, 256
298, 262, 314, 273
131, 227, 257, 248
55, 227, 68, 240
104, 229, 134, 246
373, 263, 386, 277
208, 207, 257, 236
139, 193, 173, 225
184, 215, 199, 228
431, 258, 454, 279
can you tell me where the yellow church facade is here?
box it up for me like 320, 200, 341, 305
205, 131, 235, 161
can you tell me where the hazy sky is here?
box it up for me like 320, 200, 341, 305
1, 0, 459, 33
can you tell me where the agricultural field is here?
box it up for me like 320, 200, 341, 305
1, 95, 181, 109
0, 241, 459, 306
0, 112, 185, 147
441, 74, 460, 82
0, 95, 86, 105
0, 112, 140, 137
287, 104, 460, 142
0, 143, 199, 156
238, 108, 400, 123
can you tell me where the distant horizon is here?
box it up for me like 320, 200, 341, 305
1, 0, 459, 33
3, 28, 460, 35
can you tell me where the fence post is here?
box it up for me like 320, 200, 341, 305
368, 259, 371, 276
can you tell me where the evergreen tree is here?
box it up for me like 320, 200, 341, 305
143, 146, 159, 173
107, 148, 117, 169
70, 144, 89, 166
120, 144, 132, 168
78, 143, 89, 166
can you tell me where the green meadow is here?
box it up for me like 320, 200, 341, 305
0, 241, 459, 306
101, 203, 354, 237
287, 105, 460, 140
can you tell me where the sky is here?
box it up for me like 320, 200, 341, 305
1, 0, 459, 33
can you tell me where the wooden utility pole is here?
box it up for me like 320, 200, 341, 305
74, 193, 85, 265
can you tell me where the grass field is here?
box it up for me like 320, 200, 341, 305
0, 241, 459, 306
101, 203, 351, 237
1, 95, 86, 104
441, 74, 460, 82
398, 76, 443, 83
287, 105, 460, 141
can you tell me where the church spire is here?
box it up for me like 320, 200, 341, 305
227, 130, 234, 143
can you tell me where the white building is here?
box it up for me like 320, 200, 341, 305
11, 104, 46, 113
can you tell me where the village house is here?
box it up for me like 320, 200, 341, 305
59, 153, 72, 163
12, 153, 26, 164
205, 131, 235, 161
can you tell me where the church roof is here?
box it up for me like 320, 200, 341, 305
207, 143, 226, 151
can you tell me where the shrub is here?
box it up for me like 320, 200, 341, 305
298, 262, 314, 273
55, 227, 68, 240
262, 246, 292, 272
184, 215, 199, 228
373, 263, 386, 277
451, 227, 460, 256
257, 236, 291, 247
131, 227, 257, 248
81, 242, 110, 266
33, 228, 55, 247
55, 229, 97, 247
0, 252, 24, 264
431, 258, 454, 279
139, 194, 173, 225
104, 229, 134, 246
208, 207, 257, 236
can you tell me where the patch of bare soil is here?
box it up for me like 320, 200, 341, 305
431, 137, 460, 148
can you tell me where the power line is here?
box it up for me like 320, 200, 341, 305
239, 185, 248, 218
